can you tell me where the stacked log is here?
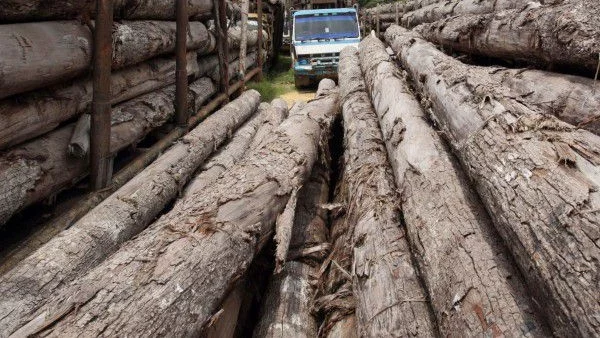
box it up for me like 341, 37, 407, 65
8, 81, 339, 337
0, 0, 265, 228
358, 34, 548, 336
415, 0, 600, 74
386, 25, 600, 337
336, 46, 437, 337
0, 90, 262, 337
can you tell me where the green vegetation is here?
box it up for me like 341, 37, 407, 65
248, 56, 295, 102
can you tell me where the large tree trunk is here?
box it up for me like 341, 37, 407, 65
0, 77, 215, 228
0, 0, 213, 22
207, 51, 259, 82
0, 20, 211, 99
415, 1, 600, 74
10, 82, 339, 337
386, 25, 600, 337
365, 0, 444, 17
0, 52, 200, 150
0, 90, 262, 337
183, 99, 288, 197
337, 47, 437, 337
387, 26, 600, 135
401, 0, 527, 28
253, 157, 330, 338
358, 35, 548, 336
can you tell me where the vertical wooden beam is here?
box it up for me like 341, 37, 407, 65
239, 0, 249, 78
213, 0, 230, 97
90, 0, 113, 190
176, 0, 189, 127
376, 3, 380, 37
395, 2, 399, 26
256, 0, 264, 81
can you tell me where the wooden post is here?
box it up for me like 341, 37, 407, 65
395, 2, 399, 25
239, 0, 249, 78
90, 0, 113, 190
256, 0, 264, 81
175, 0, 189, 126
213, 0, 229, 97
376, 3, 380, 37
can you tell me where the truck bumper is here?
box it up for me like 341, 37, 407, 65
294, 65, 338, 81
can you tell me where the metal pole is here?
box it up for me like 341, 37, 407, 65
91, 0, 114, 190
257, 0, 264, 81
175, 0, 189, 127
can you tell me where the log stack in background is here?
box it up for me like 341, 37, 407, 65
0, 0, 265, 228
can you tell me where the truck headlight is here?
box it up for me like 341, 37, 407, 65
298, 58, 309, 65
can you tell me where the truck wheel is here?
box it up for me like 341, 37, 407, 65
295, 75, 309, 89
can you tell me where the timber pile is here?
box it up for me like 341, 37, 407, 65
385, 25, 600, 337
3, 80, 339, 337
0, 0, 266, 228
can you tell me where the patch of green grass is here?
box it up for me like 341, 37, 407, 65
248, 56, 296, 102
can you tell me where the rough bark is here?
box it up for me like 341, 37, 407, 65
365, 0, 443, 17
207, 51, 259, 82
415, 1, 600, 74
254, 158, 330, 338
0, 21, 92, 100
0, 0, 213, 22
0, 52, 200, 150
0, 77, 214, 228
403, 31, 600, 135
0, 90, 262, 337
0, 20, 210, 99
183, 99, 288, 197
11, 82, 338, 337
401, 0, 527, 28
337, 47, 437, 337
386, 25, 600, 337
359, 35, 547, 336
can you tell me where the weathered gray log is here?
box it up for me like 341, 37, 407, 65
0, 0, 213, 22
364, 0, 443, 17
239, 0, 250, 77
0, 21, 92, 100
386, 25, 600, 337
358, 35, 547, 336
401, 0, 527, 28
68, 114, 91, 158
183, 99, 288, 197
0, 20, 210, 99
0, 77, 215, 230
0, 51, 199, 151
0, 90, 261, 337
207, 51, 259, 82
11, 82, 338, 337
397, 30, 600, 135
251, 100, 295, 150
415, 1, 600, 74
254, 158, 330, 338
337, 46, 437, 337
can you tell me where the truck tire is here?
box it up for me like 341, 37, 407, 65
295, 75, 309, 88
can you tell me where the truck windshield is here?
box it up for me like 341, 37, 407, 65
294, 13, 358, 41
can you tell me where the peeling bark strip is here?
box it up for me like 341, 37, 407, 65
0, 20, 210, 100
183, 99, 289, 197
359, 35, 547, 336
386, 25, 600, 337
0, 90, 262, 337
0, 0, 212, 22
400, 0, 527, 28
0, 52, 200, 150
12, 82, 338, 337
254, 159, 330, 338
415, 1, 600, 74
338, 47, 437, 337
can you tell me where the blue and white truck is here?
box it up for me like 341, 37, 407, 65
291, 7, 361, 87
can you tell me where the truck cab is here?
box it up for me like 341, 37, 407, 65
291, 8, 360, 87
